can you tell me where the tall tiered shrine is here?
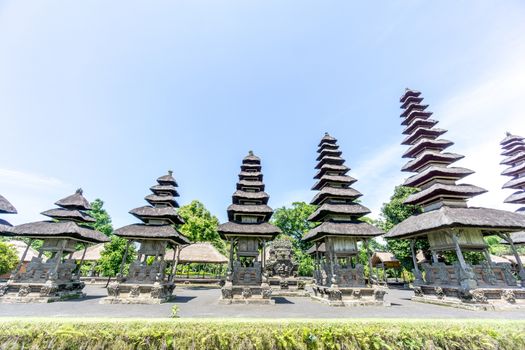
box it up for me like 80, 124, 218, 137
218, 151, 281, 304
499, 132, 525, 284
0, 194, 17, 235
102, 171, 190, 304
0, 189, 109, 303
302, 133, 387, 306
386, 89, 525, 309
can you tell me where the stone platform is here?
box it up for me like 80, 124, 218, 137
219, 282, 274, 304
0, 280, 85, 303
268, 277, 309, 297
412, 285, 525, 310
100, 281, 175, 304
310, 285, 389, 307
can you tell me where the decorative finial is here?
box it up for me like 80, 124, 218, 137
506, 132, 511, 137
249, 150, 254, 156
76, 188, 83, 195
324, 132, 329, 136
168, 170, 173, 176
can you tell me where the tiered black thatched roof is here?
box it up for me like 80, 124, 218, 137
114, 171, 189, 245
398, 89, 486, 211
386, 89, 525, 239
0, 194, 17, 233
303, 133, 383, 242
4, 189, 108, 244
218, 151, 281, 238
500, 132, 525, 244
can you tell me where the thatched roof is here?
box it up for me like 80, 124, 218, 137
314, 164, 350, 179
385, 206, 525, 239
114, 224, 190, 244
502, 144, 525, 157
503, 254, 525, 265
71, 243, 105, 261
157, 171, 178, 186
402, 138, 453, 159
371, 252, 400, 267
311, 175, 357, 191
303, 221, 383, 242
237, 180, 265, 190
403, 166, 474, 188
145, 194, 179, 207
501, 162, 525, 177
400, 88, 421, 103
8, 221, 109, 243
310, 187, 362, 205
308, 203, 371, 222
502, 177, 525, 189
232, 190, 269, 204
500, 151, 525, 166
318, 133, 337, 147
41, 208, 96, 223
164, 242, 228, 263
315, 156, 345, 169
238, 171, 263, 179
227, 204, 273, 218
489, 255, 512, 264
129, 205, 184, 225
0, 194, 17, 214
243, 151, 261, 163
504, 191, 525, 204
401, 110, 433, 126
401, 127, 446, 146
402, 118, 437, 135
306, 242, 325, 255
218, 221, 281, 238
316, 149, 342, 161
55, 189, 91, 210
4, 240, 39, 262
150, 184, 179, 195
401, 151, 464, 172
403, 183, 487, 206
0, 218, 13, 233
400, 103, 428, 118
501, 132, 525, 146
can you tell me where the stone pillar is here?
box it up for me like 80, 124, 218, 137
410, 239, 424, 285
431, 250, 439, 264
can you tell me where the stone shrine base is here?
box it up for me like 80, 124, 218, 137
310, 284, 389, 307
100, 281, 175, 305
0, 280, 85, 303
412, 285, 525, 311
219, 283, 275, 305
268, 277, 310, 297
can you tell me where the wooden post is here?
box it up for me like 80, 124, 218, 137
75, 244, 88, 277
431, 250, 439, 264
483, 248, 493, 264
11, 238, 34, 278
169, 245, 179, 283
365, 239, 374, 286
501, 233, 525, 286
450, 233, 468, 270
52, 239, 67, 280
119, 240, 131, 275
410, 239, 423, 283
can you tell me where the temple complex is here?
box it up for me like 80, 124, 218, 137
385, 89, 525, 309
0, 189, 109, 303
102, 171, 190, 304
264, 239, 306, 296
302, 133, 387, 306
499, 132, 525, 284
218, 151, 281, 304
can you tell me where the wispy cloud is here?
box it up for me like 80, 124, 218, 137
0, 168, 70, 225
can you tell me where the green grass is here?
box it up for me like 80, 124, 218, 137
0, 318, 523, 349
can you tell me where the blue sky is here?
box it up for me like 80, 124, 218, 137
1, 1, 525, 228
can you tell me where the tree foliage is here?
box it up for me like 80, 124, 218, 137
377, 186, 428, 270
88, 199, 114, 236
96, 236, 136, 277
0, 241, 18, 275
177, 200, 225, 253
271, 202, 317, 251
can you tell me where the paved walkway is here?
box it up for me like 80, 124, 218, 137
1, 285, 524, 319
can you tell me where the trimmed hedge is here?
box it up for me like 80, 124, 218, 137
0, 318, 524, 350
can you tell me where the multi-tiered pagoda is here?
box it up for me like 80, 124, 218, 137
0, 189, 109, 303
218, 151, 281, 304
0, 194, 17, 234
302, 133, 386, 306
499, 132, 525, 283
386, 89, 525, 309
102, 171, 190, 304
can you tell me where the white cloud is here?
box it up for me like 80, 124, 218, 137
0, 168, 70, 225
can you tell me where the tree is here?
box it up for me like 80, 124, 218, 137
177, 200, 225, 253
96, 236, 136, 277
88, 198, 113, 236
377, 185, 427, 270
271, 202, 318, 276
0, 242, 18, 275
271, 202, 317, 251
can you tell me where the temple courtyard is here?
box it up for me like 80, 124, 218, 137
1, 285, 524, 319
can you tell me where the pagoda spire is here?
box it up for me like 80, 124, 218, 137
0, 194, 17, 233
500, 132, 525, 214
399, 89, 486, 212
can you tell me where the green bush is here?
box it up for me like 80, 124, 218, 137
0, 319, 523, 350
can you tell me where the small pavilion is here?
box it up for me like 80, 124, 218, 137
370, 252, 404, 285
218, 151, 281, 304
165, 242, 228, 282
0, 189, 109, 303
102, 171, 189, 304
0, 240, 39, 280
385, 89, 525, 310
303, 133, 387, 306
